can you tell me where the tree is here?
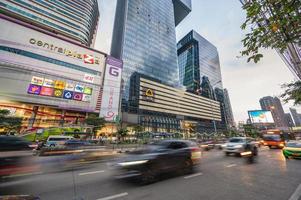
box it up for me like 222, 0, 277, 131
240, 0, 301, 63
132, 125, 143, 134
0, 109, 23, 134
84, 114, 106, 137
281, 81, 301, 105
117, 128, 129, 141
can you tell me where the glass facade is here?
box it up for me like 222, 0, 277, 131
0, 0, 99, 47
111, 0, 192, 103
177, 30, 223, 92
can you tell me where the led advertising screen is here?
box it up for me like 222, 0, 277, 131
248, 110, 274, 124
0, 18, 106, 112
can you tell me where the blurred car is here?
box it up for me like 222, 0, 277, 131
0, 195, 40, 200
214, 139, 227, 150
0, 135, 34, 151
45, 135, 74, 148
199, 140, 215, 151
0, 136, 38, 179
112, 140, 201, 184
64, 139, 91, 147
262, 134, 285, 149
282, 141, 301, 159
224, 137, 257, 156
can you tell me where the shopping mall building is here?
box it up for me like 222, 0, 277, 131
0, 15, 122, 131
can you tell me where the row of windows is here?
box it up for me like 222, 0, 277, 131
11, 0, 90, 35
0, 2, 88, 43
0, 46, 100, 75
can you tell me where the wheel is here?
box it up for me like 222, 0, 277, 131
268, 146, 272, 149
140, 168, 157, 185
225, 152, 230, 156
50, 144, 55, 147
183, 159, 193, 175
253, 147, 258, 156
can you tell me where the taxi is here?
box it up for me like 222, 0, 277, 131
282, 141, 301, 159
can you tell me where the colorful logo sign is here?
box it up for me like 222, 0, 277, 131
109, 67, 120, 77
74, 84, 84, 93
43, 79, 54, 87
82, 94, 91, 102
84, 74, 95, 83
145, 89, 154, 97
83, 87, 93, 95
31, 76, 44, 86
65, 83, 75, 91
83, 54, 95, 64
63, 90, 73, 100
27, 84, 41, 95
73, 92, 83, 101
40, 87, 54, 96
53, 89, 63, 98
54, 80, 66, 89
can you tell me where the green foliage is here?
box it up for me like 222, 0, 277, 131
84, 114, 106, 134
117, 128, 129, 138
281, 81, 301, 105
0, 109, 22, 134
241, 0, 301, 63
132, 125, 144, 133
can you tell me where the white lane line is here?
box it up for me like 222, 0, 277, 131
96, 192, 128, 200
288, 184, 301, 200
78, 170, 105, 176
225, 164, 237, 168
184, 172, 203, 179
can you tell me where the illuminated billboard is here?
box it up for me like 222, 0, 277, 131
248, 110, 274, 124
0, 17, 106, 112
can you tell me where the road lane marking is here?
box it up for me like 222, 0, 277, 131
225, 164, 237, 168
184, 172, 203, 179
78, 170, 105, 176
96, 192, 128, 200
288, 184, 301, 200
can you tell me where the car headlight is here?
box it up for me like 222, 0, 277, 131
118, 160, 149, 167
235, 144, 243, 148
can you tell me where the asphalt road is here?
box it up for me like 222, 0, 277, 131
1, 147, 300, 200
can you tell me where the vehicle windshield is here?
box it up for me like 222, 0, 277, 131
286, 142, 301, 148
228, 138, 245, 143
263, 135, 282, 141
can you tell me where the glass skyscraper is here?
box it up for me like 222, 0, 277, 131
0, 0, 99, 47
111, 0, 191, 102
177, 30, 223, 93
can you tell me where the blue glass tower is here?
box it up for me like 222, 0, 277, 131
111, 0, 191, 103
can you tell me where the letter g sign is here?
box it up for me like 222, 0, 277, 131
109, 67, 119, 77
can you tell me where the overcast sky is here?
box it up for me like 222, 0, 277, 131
94, 0, 301, 123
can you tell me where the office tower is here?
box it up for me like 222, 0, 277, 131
223, 88, 235, 127
259, 96, 288, 128
111, 0, 191, 101
177, 30, 223, 94
0, 0, 99, 47
284, 113, 295, 128
289, 108, 301, 126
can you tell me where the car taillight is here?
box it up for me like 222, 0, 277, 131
191, 147, 202, 160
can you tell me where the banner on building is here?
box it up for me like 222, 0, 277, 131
99, 56, 123, 121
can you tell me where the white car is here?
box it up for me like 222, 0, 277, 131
224, 137, 256, 156
46, 135, 74, 148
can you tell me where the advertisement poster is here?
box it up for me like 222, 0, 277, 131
100, 56, 123, 121
248, 110, 274, 124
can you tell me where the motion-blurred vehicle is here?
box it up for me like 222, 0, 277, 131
214, 139, 227, 150
262, 134, 285, 149
0, 195, 40, 200
199, 140, 215, 151
0, 136, 38, 179
0, 135, 34, 151
45, 135, 74, 148
224, 137, 257, 156
282, 141, 301, 159
113, 140, 201, 184
63, 139, 92, 148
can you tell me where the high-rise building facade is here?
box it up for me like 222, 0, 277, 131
223, 88, 235, 127
259, 96, 288, 128
177, 30, 223, 93
289, 108, 301, 126
111, 0, 191, 102
0, 0, 99, 47
284, 113, 295, 128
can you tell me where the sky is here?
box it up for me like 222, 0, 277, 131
95, 0, 300, 123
